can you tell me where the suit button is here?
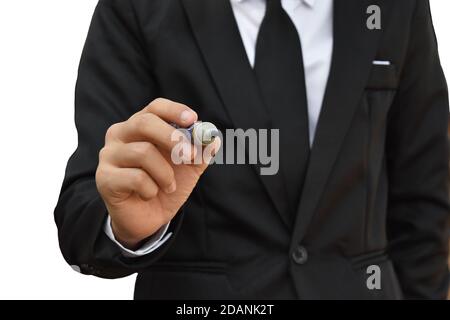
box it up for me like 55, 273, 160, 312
292, 245, 308, 265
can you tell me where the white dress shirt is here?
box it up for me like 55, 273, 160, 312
105, 0, 334, 257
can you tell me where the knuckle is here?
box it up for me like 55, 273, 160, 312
150, 97, 168, 108
98, 147, 110, 162
134, 113, 155, 133
146, 98, 165, 113
105, 123, 121, 140
95, 166, 109, 191
132, 171, 148, 188
133, 143, 155, 158
95, 167, 104, 182
148, 185, 159, 198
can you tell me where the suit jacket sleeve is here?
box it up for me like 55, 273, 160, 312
54, 0, 182, 279
386, 0, 450, 299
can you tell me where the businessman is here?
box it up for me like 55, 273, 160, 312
55, 0, 450, 299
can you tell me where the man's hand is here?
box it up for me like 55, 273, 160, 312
95, 98, 221, 250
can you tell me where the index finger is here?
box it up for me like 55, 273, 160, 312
135, 98, 198, 127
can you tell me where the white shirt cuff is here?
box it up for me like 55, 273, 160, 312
104, 216, 172, 258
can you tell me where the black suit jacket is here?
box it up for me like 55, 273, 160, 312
55, 0, 450, 299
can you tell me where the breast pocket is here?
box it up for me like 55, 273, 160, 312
363, 64, 398, 124
363, 64, 398, 119
365, 64, 398, 90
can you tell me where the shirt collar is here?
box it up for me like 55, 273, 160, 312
232, 0, 317, 8
302, 0, 316, 7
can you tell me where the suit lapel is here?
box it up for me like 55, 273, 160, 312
181, 0, 293, 228
293, 0, 393, 239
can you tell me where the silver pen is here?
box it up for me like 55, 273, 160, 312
172, 121, 219, 146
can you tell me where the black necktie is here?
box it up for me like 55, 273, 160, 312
254, 0, 310, 215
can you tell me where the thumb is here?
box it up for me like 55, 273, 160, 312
196, 137, 222, 173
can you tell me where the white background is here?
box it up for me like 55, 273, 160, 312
0, 0, 449, 300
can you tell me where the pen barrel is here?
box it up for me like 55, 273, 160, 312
173, 121, 219, 146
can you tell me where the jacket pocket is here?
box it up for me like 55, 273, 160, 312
347, 251, 404, 299
349, 250, 389, 269
136, 262, 234, 299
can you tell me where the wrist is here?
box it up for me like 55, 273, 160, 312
110, 220, 150, 251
